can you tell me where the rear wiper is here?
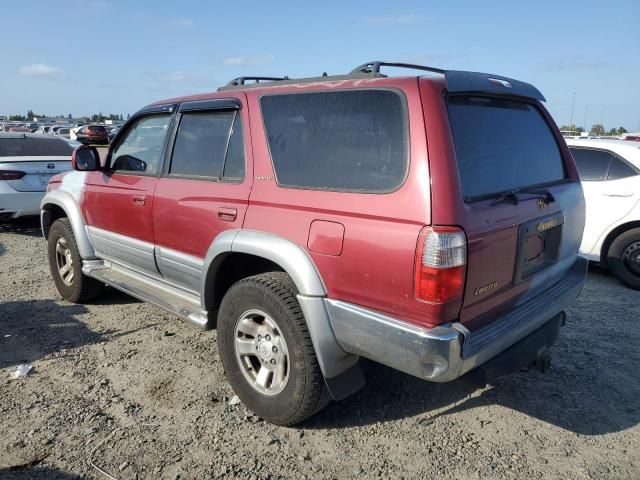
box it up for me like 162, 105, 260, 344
520, 188, 556, 205
490, 188, 520, 205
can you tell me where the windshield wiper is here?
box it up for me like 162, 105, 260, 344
490, 188, 521, 205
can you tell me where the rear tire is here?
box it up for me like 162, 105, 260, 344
47, 218, 104, 303
217, 272, 330, 426
607, 228, 640, 290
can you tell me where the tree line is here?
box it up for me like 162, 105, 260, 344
559, 124, 629, 136
7, 111, 130, 123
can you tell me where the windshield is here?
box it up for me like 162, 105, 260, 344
448, 96, 566, 200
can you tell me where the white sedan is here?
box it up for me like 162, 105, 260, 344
566, 138, 640, 289
0, 133, 74, 220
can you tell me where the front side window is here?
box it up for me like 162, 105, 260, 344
261, 90, 408, 192
169, 110, 244, 180
110, 115, 171, 174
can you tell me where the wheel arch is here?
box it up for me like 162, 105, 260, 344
200, 230, 362, 397
40, 190, 96, 259
200, 230, 327, 314
600, 220, 640, 267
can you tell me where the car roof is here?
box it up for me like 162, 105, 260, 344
149, 61, 544, 108
565, 138, 640, 165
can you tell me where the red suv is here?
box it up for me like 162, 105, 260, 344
41, 61, 587, 425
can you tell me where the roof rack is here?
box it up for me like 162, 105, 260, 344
222, 76, 289, 88
216, 60, 545, 101
349, 61, 445, 76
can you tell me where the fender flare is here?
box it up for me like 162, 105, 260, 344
201, 230, 361, 392
40, 189, 96, 259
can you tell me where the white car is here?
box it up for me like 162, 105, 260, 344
0, 133, 74, 220
566, 138, 640, 289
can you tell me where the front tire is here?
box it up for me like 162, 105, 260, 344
217, 272, 330, 426
47, 218, 104, 303
607, 228, 640, 290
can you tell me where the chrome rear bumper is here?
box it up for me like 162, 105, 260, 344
327, 255, 588, 382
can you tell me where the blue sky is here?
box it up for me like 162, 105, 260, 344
2, 0, 639, 130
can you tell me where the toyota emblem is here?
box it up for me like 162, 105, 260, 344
47, 163, 55, 169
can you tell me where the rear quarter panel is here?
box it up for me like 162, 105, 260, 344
243, 78, 434, 325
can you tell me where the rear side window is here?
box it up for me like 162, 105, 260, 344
0, 137, 74, 156
448, 96, 565, 200
261, 90, 407, 192
169, 111, 245, 180
569, 148, 612, 181
608, 157, 637, 180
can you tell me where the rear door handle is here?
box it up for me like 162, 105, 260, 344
603, 191, 633, 198
132, 195, 146, 206
218, 207, 237, 221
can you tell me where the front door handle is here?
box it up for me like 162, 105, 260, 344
218, 207, 237, 221
132, 195, 146, 206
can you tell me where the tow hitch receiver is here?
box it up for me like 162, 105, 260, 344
464, 312, 565, 386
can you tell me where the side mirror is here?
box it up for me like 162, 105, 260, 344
72, 146, 101, 171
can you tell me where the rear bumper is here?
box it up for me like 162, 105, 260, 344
0, 184, 44, 218
327, 255, 588, 382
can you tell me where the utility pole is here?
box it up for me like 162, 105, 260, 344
583, 107, 588, 133
569, 92, 576, 127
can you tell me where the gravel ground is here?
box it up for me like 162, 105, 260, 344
0, 217, 639, 480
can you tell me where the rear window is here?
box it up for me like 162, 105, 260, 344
0, 137, 74, 157
261, 90, 407, 192
448, 96, 565, 200
88, 126, 106, 132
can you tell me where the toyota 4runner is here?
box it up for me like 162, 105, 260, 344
41, 61, 587, 425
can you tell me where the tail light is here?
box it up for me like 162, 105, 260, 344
415, 226, 467, 304
0, 170, 26, 180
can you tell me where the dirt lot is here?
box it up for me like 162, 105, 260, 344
0, 218, 638, 480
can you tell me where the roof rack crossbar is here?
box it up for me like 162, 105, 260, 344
223, 76, 289, 87
349, 61, 445, 76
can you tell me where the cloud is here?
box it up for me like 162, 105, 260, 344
223, 54, 275, 66
18, 64, 65, 78
541, 58, 611, 72
363, 14, 423, 25
158, 71, 194, 83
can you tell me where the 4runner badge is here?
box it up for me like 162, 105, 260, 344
537, 218, 560, 232
474, 281, 498, 296
255, 175, 273, 180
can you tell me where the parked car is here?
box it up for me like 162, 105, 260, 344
0, 133, 73, 220
566, 138, 640, 288
75, 125, 108, 145
8, 126, 30, 132
41, 61, 587, 425
35, 125, 52, 134
107, 125, 120, 143
54, 127, 72, 139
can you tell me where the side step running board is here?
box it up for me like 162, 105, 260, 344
83, 260, 211, 329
